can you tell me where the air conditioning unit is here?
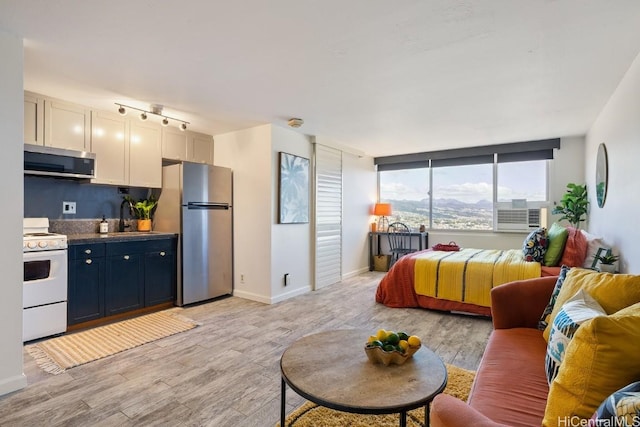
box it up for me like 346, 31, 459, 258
496, 207, 542, 231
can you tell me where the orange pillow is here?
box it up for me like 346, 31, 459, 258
560, 227, 588, 267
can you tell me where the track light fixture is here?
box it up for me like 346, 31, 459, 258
115, 103, 189, 131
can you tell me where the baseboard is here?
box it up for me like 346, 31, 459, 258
232, 289, 272, 304
342, 266, 370, 280
233, 286, 311, 305
0, 373, 27, 397
271, 286, 311, 304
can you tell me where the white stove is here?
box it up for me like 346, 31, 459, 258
23, 218, 67, 252
23, 218, 68, 342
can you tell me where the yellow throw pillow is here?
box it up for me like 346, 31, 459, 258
542, 302, 640, 425
542, 268, 640, 341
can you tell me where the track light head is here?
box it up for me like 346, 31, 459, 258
162, 117, 169, 126
118, 105, 126, 116
140, 112, 148, 121
180, 123, 187, 131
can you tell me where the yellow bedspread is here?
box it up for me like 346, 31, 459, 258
413, 248, 541, 307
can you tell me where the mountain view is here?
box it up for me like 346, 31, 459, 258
386, 198, 493, 230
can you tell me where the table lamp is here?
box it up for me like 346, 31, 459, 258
374, 203, 392, 232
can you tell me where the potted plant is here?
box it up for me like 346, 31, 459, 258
595, 252, 619, 273
123, 195, 158, 232
552, 183, 589, 228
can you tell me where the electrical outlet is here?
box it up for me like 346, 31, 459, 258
63, 201, 76, 214
240, 274, 245, 284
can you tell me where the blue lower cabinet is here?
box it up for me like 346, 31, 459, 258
105, 252, 144, 316
144, 240, 176, 306
68, 243, 106, 324
68, 237, 177, 325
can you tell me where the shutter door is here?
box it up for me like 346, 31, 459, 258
314, 144, 342, 289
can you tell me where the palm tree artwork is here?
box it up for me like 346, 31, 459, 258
279, 152, 309, 223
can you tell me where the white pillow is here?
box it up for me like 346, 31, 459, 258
581, 230, 606, 269
545, 289, 606, 384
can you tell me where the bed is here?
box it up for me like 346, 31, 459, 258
375, 248, 561, 316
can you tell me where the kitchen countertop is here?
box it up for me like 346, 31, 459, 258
67, 231, 178, 244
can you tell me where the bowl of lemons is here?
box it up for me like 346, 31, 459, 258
364, 329, 422, 366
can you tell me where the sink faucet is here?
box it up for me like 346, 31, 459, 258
119, 199, 131, 232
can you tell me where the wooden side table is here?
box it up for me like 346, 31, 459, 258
280, 329, 447, 427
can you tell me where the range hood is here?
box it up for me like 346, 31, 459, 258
24, 144, 96, 179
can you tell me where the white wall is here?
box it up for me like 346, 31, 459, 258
214, 124, 273, 303
342, 153, 376, 277
586, 51, 640, 274
214, 124, 313, 303
548, 135, 586, 225
0, 30, 28, 396
270, 125, 313, 302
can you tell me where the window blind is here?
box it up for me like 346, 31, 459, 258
375, 138, 560, 171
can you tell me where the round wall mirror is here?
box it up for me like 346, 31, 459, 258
596, 143, 608, 208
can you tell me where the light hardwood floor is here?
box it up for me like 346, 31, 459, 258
0, 272, 493, 426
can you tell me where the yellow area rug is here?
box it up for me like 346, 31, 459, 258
277, 364, 475, 427
25, 309, 199, 375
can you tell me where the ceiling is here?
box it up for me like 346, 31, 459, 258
2, 1, 640, 157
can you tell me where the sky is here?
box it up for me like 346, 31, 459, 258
379, 160, 547, 203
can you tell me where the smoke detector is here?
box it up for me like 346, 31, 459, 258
288, 118, 304, 128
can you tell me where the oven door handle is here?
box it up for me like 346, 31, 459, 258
23, 249, 68, 261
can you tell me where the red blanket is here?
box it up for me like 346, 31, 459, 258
375, 249, 560, 316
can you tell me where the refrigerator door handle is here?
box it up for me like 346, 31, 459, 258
185, 202, 230, 210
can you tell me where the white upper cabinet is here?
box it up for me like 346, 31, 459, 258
162, 127, 214, 165
91, 111, 129, 185
129, 120, 162, 188
24, 92, 44, 146
188, 131, 214, 165
44, 99, 91, 151
162, 126, 188, 161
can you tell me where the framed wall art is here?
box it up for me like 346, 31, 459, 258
278, 152, 309, 224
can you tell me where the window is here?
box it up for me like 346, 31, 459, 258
432, 163, 493, 230
379, 168, 429, 230
497, 160, 547, 202
378, 159, 548, 231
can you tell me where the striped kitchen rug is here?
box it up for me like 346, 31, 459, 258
25, 308, 199, 374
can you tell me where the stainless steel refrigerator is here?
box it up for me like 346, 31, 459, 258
154, 162, 233, 306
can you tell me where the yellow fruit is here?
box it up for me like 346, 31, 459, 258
398, 340, 409, 351
376, 329, 388, 341
367, 335, 378, 344
407, 335, 421, 347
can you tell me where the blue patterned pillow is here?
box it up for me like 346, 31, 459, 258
590, 381, 640, 427
538, 265, 571, 330
545, 289, 606, 384
523, 227, 548, 262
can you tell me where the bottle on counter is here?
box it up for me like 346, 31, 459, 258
100, 215, 109, 234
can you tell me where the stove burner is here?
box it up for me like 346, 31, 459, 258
24, 232, 57, 237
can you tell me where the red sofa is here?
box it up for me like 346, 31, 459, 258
430, 276, 559, 427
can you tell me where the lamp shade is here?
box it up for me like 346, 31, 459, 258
374, 203, 392, 216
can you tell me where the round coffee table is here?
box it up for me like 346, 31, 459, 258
280, 329, 447, 427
